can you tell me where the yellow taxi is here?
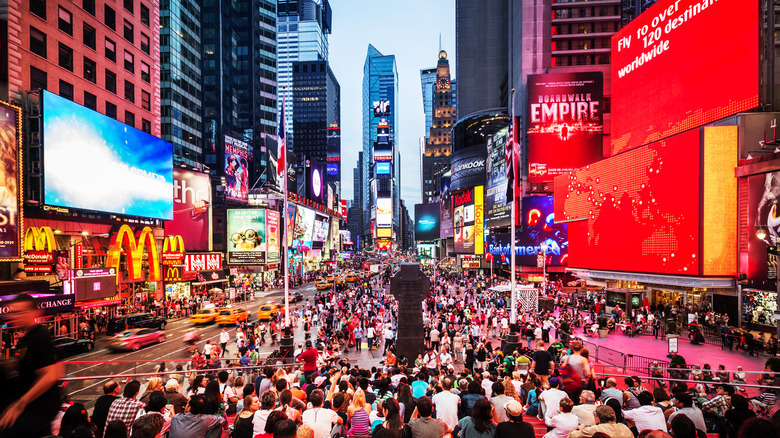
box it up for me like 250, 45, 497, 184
345, 273, 358, 283
189, 307, 221, 324
315, 280, 332, 290
215, 307, 249, 325
325, 275, 335, 282
257, 302, 286, 321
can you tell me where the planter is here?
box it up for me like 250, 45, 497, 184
598, 329, 609, 338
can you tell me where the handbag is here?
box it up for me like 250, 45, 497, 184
559, 364, 583, 393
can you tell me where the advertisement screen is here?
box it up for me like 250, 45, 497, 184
227, 209, 266, 264
376, 162, 391, 175
377, 198, 393, 227
309, 161, 324, 204
611, 0, 758, 155
554, 129, 701, 274
453, 188, 475, 253
440, 174, 454, 238
72, 268, 117, 302
417, 243, 434, 259
415, 203, 441, 242
0, 101, 21, 259
373, 100, 390, 116
450, 145, 486, 191
224, 135, 252, 202
42, 90, 173, 219
373, 147, 393, 162
527, 72, 603, 182
748, 171, 780, 290
486, 196, 568, 266
165, 168, 211, 251
485, 127, 510, 227
266, 210, 280, 263
297, 206, 316, 243
312, 215, 330, 242
285, 204, 297, 246
327, 162, 339, 176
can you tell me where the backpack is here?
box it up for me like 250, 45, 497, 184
559, 364, 584, 393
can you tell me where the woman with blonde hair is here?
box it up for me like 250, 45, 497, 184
347, 389, 371, 436
139, 377, 163, 405
296, 424, 314, 438
232, 395, 260, 438
503, 377, 519, 401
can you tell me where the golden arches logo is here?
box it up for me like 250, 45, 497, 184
163, 235, 185, 253
106, 225, 161, 283
24, 226, 56, 252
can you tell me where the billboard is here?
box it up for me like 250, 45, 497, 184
527, 72, 603, 182
415, 203, 440, 242
377, 198, 392, 227
224, 135, 252, 202
450, 145, 486, 191
749, 171, 780, 290
309, 160, 324, 204
312, 215, 330, 242
42, 90, 173, 219
227, 209, 266, 264
376, 162, 391, 175
373, 147, 393, 162
440, 174, 454, 238
373, 100, 390, 116
417, 243, 434, 259
71, 268, 118, 302
610, 0, 758, 155
453, 188, 476, 253
485, 127, 510, 227
165, 168, 211, 251
0, 101, 21, 260
296, 205, 315, 244
266, 210, 280, 263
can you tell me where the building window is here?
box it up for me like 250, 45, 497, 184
104, 5, 116, 30
82, 23, 96, 50
30, 66, 47, 90
58, 43, 73, 71
58, 7, 73, 35
140, 33, 150, 55
124, 51, 134, 72
123, 20, 134, 43
105, 101, 117, 119
124, 0, 134, 13
141, 118, 151, 133
83, 0, 95, 15
125, 111, 135, 127
105, 38, 116, 62
59, 80, 74, 100
83, 57, 96, 83
105, 70, 116, 93
141, 90, 150, 110
29, 26, 47, 58
124, 80, 134, 102
141, 62, 150, 82
84, 91, 97, 110
140, 4, 150, 27
30, 0, 46, 19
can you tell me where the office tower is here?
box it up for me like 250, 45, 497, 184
420, 67, 436, 137
421, 51, 456, 204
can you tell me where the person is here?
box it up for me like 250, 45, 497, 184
669, 414, 702, 438
167, 394, 226, 438
412, 374, 428, 399
253, 390, 278, 437
524, 378, 542, 417
301, 389, 341, 438
461, 381, 487, 418
571, 390, 597, 427
457, 398, 495, 438
106, 380, 146, 435
347, 389, 371, 436
273, 419, 298, 438
529, 341, 554, 387
543, 397, 577, 438
495, 400, 534, 438
667, 393, 707, 435
139, 378, 164, 406
0, 294, 65, 437
232, 395, 259, 438
408, 396, 451, 438
599, 378, 623, 403
131, 413, 165, 438
220, 328, 230, 358
296, 340, 318, 381
92, 381, 121, 438
432, 376, 460, 430
103, 420, 128, 438
490, 382, 514, 423
623, 392, 667, 434
568, 405, 633, 438
163, 379, 188, 415
539, 378, 567, 419
58, 403, 95, 438
724, 394, 755, 438
258, 411, 289, 438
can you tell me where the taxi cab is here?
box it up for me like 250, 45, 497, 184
325, 275, 335, 282
315, 280, 332, 290
215, 307, 249, 325
257, 302, 286, 321
189, 307, 221, 324
345, 273, 358, 283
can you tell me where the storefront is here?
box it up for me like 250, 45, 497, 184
742, 289, 778, 330
1, 293, 76, 352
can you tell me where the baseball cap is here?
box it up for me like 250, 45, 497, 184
314, 376, 327, 386
504, 400, 524, 417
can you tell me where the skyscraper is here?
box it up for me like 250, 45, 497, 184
420, 68, 437, 137
421, 51, 456, 204
362, 44, 399, 249
348, 151, 363, 249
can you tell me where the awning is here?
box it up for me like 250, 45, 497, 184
193, 270, 228, 286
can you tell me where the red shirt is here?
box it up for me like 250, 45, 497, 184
297, 347, 318, 371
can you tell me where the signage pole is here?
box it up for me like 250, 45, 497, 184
510, 89, 517, 325
281, 95, 290, 329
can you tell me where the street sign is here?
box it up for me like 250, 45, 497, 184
668, 336, 678, 354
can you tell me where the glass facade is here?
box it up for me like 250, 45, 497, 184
420, 68, 436, 137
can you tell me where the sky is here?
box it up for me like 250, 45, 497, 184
328, 0, 456, 207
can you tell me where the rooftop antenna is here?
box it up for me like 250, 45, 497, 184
439, 33, 442, 52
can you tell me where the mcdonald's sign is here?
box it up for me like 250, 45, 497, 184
24, 227, 56, 272
162, 235, 185, 265
164, 265, 181, 282
106, 225, 161, 283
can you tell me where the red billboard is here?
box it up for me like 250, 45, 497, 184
610, 0, 758, 155
165, 168, 211, 251
527, 72, 603, 183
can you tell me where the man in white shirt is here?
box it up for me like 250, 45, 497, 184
539, 378, 568, 419
203, 340, 213, 359
623, 392, 667, 433
366, 325, 375, 350
301, 389, 342, 438
423, 348, 439, 375
481, 372, 494, 398
439, 349, 453, 373
431, 377, 460, 430
219, 328, 230, 358
571, 390, 597, 426
383, 324, 394, 353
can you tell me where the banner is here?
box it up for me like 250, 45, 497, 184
453, 188, 475, 253
415, 203, 440, 242
227, 209, 267, 264
184, 253, 222, 272
485, 127, 510, 227
440, 174, 454, 238
266, 210, 280, 263
474, 186, 484, 255
450, 145, 486, 192
165, 168, 211, 251
0, 101, 21, 260
224, 135, 251, 202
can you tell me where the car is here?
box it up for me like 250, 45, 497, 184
257, 302, 286, 321
108, 328, 166, 351
289, 291, 303, 303
107, 313, 167, 335
215, 307, 249, 325
315, 281, 332, 290
53, 336, 94, 359
567, 279, 582, 287
190, 307, 222, 324
345, 273, 358, 283
325, 275, 335, 282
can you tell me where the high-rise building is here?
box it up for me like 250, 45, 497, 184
348, 151, 363, 249
277, 0, 332, 145
421, 51, 456, 204
362, 44, 398, 249
420, 67, 436, 137
456, 0, 508, 119
160, 0, 202, 166
291, 60, 340, 198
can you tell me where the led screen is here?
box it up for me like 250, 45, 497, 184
485, 127, 510, 227
227, 209, 266, 264
376, 162, 391, 175
554, 129, 701, 274
373, 100, 390, 116
376, 198, 392, 226
312, 215, 330, 242
748, 171, 780, 290
297, 206, 316, 243
0, 101, 21, 259
42, 90, 173, 219
610, 0, 758, 155
224, 135, 252, 202
450, 145, 486, 191
527, 72, 603, 182
373, 147, 392, 162
165, 168, 211, 251
440, 175, 453, 238
453, 188, 475, 253
415, 202, 440, 242
266, 210, 280, 263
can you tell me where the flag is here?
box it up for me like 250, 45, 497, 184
277, 100, 286, 178
505, 115, 518, 201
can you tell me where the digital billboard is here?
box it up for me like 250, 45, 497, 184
450, 145, 486, 191
485, 127, 510, 227
297, 205, 315, 244
227, 209, 266, 264
610, 0, 758, 155
415, 203, 440, 242
286, 204, 297, 246
453, 188, 480, 253
266, 210, 280, 263
417, 243, 434, 259
440, 174, 454, 238
312, 215, 330, 242
748, 171, 780, 290
527, 72, 603, 182
308, 160, 325, 204
377, 198, 393, 226
373, 147, 393, 162
165, 168, 211, 251
373, 100, 390, 116
224, 135, 252, 202
376, 162, 391, 175
42, 90, 173, 219
487, 196, 568, 266
0, 101, 21, 259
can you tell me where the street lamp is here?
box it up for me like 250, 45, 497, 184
540, 242, 549, 295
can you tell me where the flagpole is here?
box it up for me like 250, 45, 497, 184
510, 89, 517, 326
281, 90, 290, 328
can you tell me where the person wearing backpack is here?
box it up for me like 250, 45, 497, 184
559, 342, 589, 399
